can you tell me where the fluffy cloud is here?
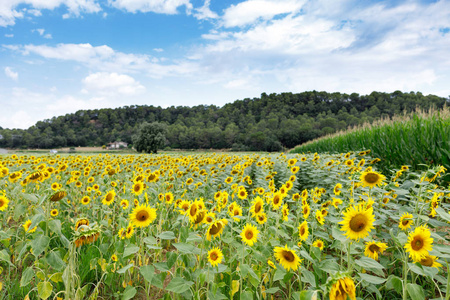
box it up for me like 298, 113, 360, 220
32, 28, 52, 39
193, 0, 217, 20
82, 72, 145, 96
109, 0, 192, 14
4, 67, 18, 80
0, 0, 101, 26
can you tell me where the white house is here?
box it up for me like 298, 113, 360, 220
108, 141, 128, 149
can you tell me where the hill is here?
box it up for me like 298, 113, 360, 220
0, 91, 448, 151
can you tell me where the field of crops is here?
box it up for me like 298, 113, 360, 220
0, 152, 449, 300
291, 108, 450, 183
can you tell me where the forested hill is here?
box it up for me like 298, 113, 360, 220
1, 91, 449, 151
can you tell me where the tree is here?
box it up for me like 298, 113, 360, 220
132, 122, 167, 153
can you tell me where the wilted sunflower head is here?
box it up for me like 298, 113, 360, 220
49, 190, 67, 202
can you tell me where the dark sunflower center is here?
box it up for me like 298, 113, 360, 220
273, 196, 280, 205
106, 193, 113, 201
282, 250, 295, 262
349, 214, 367, 232
0, 200, 4, 207
209, 223, 222, 235
402, 220, 409, 226
190, 205, 197, 216
233, 210, 239, 216
210, 252, 218, 261
368, 244, 380, 253
165, 195, 171, 202
420, 256, 433, 267
412, 237, 423, 251
364, 173, 379, 184
134, 185, 140, 192
245, 230, 253, 240
137, 210, 149, 221
300, 227, 305, 236
255, 203, 262, 213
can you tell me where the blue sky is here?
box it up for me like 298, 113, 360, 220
1, 0, 449, 129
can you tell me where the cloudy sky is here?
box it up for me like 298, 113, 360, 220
1, 0, 449, 129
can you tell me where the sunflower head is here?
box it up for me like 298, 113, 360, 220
404, 225, 433, 262
312, 239, 324, 251
364, 241, 387, 261
273, 245, 302, 271
129, 203, 157, 228
360, 171, 386, 188
399, 213, 414, 231
298, 221, 309, 241
329, 277, 356, 300
208, 247, 223, 267
0, 195, 9, 211
339, 204, 375, 241
206, 219, 227, 241
240, 223, 259, 246
419, 255, 442, 268
49, 190, 67, 202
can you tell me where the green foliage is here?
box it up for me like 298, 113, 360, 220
132, 122, 167, 153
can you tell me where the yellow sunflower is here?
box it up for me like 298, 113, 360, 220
0, 195, 9, 211
334, 183, 342, 196
206, 219, 228, 241
256, 212, 267, 225
129, 203, 157, 228
250, 196, 264, 216
329, 277, 356, 300
271, 192, 283, 210
49, 190, 67, 202
208, 247, 223, 267
50, 209, 58, 217
164, 192, 174, 204
360, 170, 386, 188
125, 223, 134, 239
399, 213, 414, 231
267, 259, 277, 269
364, 241, 387, 261
132, 181, 144, 196
298, 221, 309, 241
102, 190, 116, 206
240, 223, 259, 246
81, 196, 90, 205
339, 204, 375, 241
404, 225, 433, 262
120, 199, 129, 209
302, 203, 311, 219
111, 254, 118, 262
273, 245, 302, 271
419, 255, 442, 268
23, 219, 37, 233
312, 239, 324, 250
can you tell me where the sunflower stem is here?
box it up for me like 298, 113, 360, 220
402, 253, 409, 300
347, 241, 352, 273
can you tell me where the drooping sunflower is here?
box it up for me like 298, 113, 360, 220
50, 209, 58, 217
129, 203, 157, 228
404, 225, 433, 262
274, 245, 302, 271
399, 213, 414, 231
298, 221, 309, 241
329, 277, 356, 300
132, 181, 144, 196
102, 190, 116, 206
208, 247, 223, 267
250, 196, 264, 216
49, 190, 67, 202
75, 218, 89, 231
419, 255, 442, 268
339, 204, 375, 241
240, 223, 259, 246
0, 195, 9, 211
364, 241, 387, 261
312, 239, 324, 251
360, 170, 386, 188
206, 219, 228, 241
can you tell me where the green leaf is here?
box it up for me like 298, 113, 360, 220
158, 231, 176, 240
123, 244, 140, 258
122, 286, 137, 300
46, 251, 66, 271
358, 273, 387, 285
31, 235, 50, 257
301, 269, 316, 287
355, 257, 385, 270
20, 267, 35, 287
264, 287, 280, 294
29, 213, 45, 231
331, 227, 347, 243
143, 236, 157, 245
240, 291, 253, 300
0, 249, 13, 267
140, 265, 155, 283
240, 264, 259, 281
37, 281, 53, 300
165, 277, 194, 294
186, 233, 202, 243
48, 219, 62, 235
116, 263, 133, 274
173, 242, 200, 254
386, 275, 403, 294
166, 251, 177, 269
406, 283, 425, 300
154, 262, 170, 272
434, 206, 450, 223
273, 267, 286, 282
297, 290, 318, 300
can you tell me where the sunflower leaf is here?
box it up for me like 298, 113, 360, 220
140, 265, 155, 283
173, 242, 200, 254
165, 277, 194, 294
158, 231, 176, 240
406, 283, 425, 300
358, 273, 387, 285
355, 257, 385, 270
123, 244, 140, 258
122, 286, 136, 300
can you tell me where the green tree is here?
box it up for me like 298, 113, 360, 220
132, 122, 167, 153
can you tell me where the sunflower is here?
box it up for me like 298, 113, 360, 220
404, 225, 433, 261
178, 200, 191, 214
102, 190, 116, 206
271, 192, 283, 210
419, 255, 442, 268
205, 211, 216, 224
240, 223, 259, 246
208, 247, 223, 267
129, 203, 157, 228
206, 219, 228, 241
256, 212, 267, 225
111, 254, 118, 262
81, 196, 90, 205
312, 239, 324, 251
23, 219, 37, 233
298, 221, 309, 241
49, 190, 67, 202
334, 183, 342, 196
120, 199, 129, 209
267, 259, 277, 269
329, 277, 356, 300
132, 182, 144, 196
360, 170, 385, 188
315, 210, 325, 225
75, 218, 89, 230
125, 223, 135, 239
0, 195, 9, 211
188, 202, 199, 222
191, 210, 207, 228
281, 204, 289, 222
237, 189, 248, 200
364, 241, 387, 261
339, 204, 375, 241
164, 192, 174, 204
250, 196, 264, 216
302, 203, 311, 219
50, 209, 58, 217
186, 178, 194, 185
274, 245, 302, 271
51, 182, 59, 191
398, 213, 414, 231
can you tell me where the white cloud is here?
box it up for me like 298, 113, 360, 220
221, 0, 305, 27
4, 33, 13, 37
82, 72, 145, 96
109, 0, 192, 14
4, 67, 18, 80
0, 0, 101, 27
153, 48, 164, 52
32, 28, 52, 39
193, 0, 217, 20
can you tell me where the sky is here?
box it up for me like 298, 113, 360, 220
1, 0, 450, 129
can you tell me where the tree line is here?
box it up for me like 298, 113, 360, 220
0, 90, 448, 151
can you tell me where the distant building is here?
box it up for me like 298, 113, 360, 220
50, 149, 58, 154
108, 141, 128, 149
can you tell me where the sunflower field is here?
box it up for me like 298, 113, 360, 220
0, 152, 449, 300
